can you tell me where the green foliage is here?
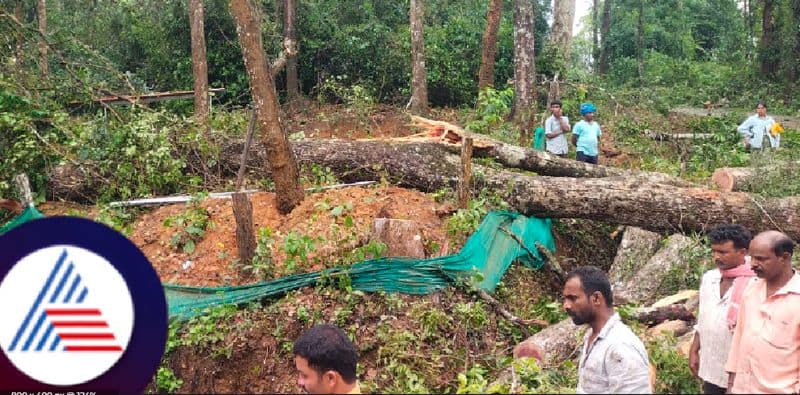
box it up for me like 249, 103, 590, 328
282, 231, 320, 274
466, 86, 516, 144
531, 295, 568, 324
163, 194, 211, 255
658, 236, 713, 295
446, 198, 489, 247
95, 205, 138, 236
154, 367, 183, 393
648, 335, 702, 394
181, 304, 238, 357
456, 359, 577, 394
683, 116, 750, 178
241, 226, 276, 280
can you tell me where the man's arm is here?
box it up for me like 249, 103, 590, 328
688, 332, 700, 378
737, 117, 754, 138
724, 288, 748, 393
605, 344, 653, 394
545, 118, 560, 138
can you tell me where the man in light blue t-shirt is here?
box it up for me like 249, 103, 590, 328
572, 103, 602, 165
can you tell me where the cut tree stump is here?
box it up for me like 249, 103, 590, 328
231, 192, 256, 266
369, 218, 425, 258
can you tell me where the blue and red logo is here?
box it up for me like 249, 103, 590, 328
0, 217, 166, 392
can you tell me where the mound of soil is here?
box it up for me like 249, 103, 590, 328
128, 185, 450, 287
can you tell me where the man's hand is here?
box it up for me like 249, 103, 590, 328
688, 333, 700, 378
726, 374, 735, 394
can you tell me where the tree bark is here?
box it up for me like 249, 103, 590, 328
14, 1, 24, 68
478, 0, 503, 90
597, 0, 613, 75
232, 192, 256, 265
229, 0, 304, 214
632, 304, 695, 327
409, 0, 429, 115
608, 226, 661, 287
37, 0, 47, 79
636, 0, 645, 85
550, 0, 576, 61
512, 0, 536, 143
190, 0, 210, 127
459, 137, 473, 209
592, 0, 600, 69
284, 0, 300, 102
759, 0, 777, 76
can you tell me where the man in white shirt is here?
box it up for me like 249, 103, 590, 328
544, 100, 570, 157
562, 265, 652, 394
688, 224, 755, 394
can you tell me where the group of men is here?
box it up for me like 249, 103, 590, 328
543, 101, 603, 164
291, 226, 798, 394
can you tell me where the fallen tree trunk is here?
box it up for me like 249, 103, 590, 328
608, 226, 662, 288
50, 139, 800, 239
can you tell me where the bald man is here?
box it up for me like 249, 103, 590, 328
724, 231, 799, 393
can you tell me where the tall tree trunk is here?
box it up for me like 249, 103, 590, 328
512, 0, 536, 143
478, 0, 503, 90
14, 1, 23, 68
598, 0, 613, 75
189, 0, 210, 127
592, 0, 600, 69
229, 0, 304, 214
636, 0, 645, 85
37, 0, 47, 79
409, 0, 429, 115
284, 0, 300, 102
549, 0, 576, 61
759, 0, 777, 76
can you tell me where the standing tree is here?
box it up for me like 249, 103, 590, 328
550, 0, 576, 61
592, 0, 600, 67
189, 0, 210, 127
409, 0, 429, 115
37, 0, 47, 79
14, 1, 24, 66
597, 0, 613, 74
284, 0, 300, 102
637, 0, 645, 85
478, 0, 503, 90
229, 0, 304, 214
759, 0, 778, 77
512, 0, 536, 143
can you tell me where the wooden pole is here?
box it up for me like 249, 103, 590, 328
235, 108, 258, 191
232, 192, 256, 266
459, 137, 473, 209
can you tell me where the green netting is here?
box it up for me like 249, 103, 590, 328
0, 205, 45, 236
164, 211, 555, 321
2, 206, 555, 323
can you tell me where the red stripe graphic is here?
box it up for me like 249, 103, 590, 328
64, 345, 123, 352
52, 321, 109, 328
45, 308, 101, 315
59, 333, 116, 340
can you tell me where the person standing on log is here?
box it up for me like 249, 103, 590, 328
544, 100, 571, 158
293, 324, 362, 394
737, 101, 780, 151
724, 231, 800, 394
689, 224, 755, 394
572, 103, 602, 164
562, 265, 653, 394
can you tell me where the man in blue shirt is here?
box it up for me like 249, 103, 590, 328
572, 103, 602, 164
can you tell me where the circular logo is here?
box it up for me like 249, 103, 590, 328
0, 216, 167, 392
0, 245, 135, 385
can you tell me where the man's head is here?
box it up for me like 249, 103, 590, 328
756, 101, 767, 117
293, 324, 358, 394
580, 103, 596, 122
562, 266, 613, 325
748, 230, 795, 281
707, 224, 752, 270
550, 100, 563, 116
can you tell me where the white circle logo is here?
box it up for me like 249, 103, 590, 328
0, 245, 134, 386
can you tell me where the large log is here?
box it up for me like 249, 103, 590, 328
712, 164, 800, 192
49, 139, 800, 239
608, 226, 662, 288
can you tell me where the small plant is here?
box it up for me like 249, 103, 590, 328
282, 231, 320, 274
154, 366, 183, 393
182, 304, 237, 352
163, 193, 211, 254
447, 198, 488, 246
302, 164, 338, 189
532, 296, 568, 324
95, 205, 137, 235
241, 226, 276, 280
